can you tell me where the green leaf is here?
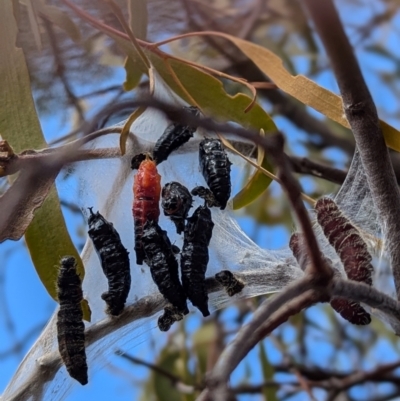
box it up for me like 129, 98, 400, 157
153, 348, 185, 401
233, 128, 275, 209
128, 0, 148, 40
259, 341, 278, 401
0, 0, 89, 321
102, 29, 277, 204
149, 56, 277, 204
123, 55, 143, 91
213, 32, 400, 152
120, 106, 146, 154
192, 321, 218, 377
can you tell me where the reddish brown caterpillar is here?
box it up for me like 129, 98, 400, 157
56, 256, 88, 385
315, 197, 373, 286
289, 232, 371, 326
88, 208, 131, 316
133, 158, 161, 265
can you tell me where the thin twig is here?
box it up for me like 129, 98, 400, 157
331, 279, 400, 330
116, 351, 200, 393
288, 155, 346, 185
265, 134, 331, 278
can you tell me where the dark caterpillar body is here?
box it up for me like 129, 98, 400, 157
191, 186, 220, 208
56, 256, 88, 385
162, 182, 193, 234
180, 205, 214, 317
131, 153, 147, 170
315, 197, 373, 286
153, 106, 200, 165
215, 270, 245, 296
142, 220, 189, 316
133, 159, 161, 265
199, 138, 231, 210
158, 305, 185, 332
289, 231, 371, 326
88, 208, 131, 316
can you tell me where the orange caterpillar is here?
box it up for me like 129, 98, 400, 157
133, 158, 161, 265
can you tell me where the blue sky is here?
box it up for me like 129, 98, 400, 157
2, 2, 400, 400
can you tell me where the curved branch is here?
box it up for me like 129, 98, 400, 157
4, 269, 297, 401
198, 276, 323, 401
196, 277, 400, 400
301, 0, 400, 301
331, 279, 400, 331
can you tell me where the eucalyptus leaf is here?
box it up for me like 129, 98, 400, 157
0, 0, 89, 320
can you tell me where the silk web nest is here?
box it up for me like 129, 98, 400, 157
2, 75, 391, 401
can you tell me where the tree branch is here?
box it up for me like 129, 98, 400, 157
301, 0, 400, 301
331, 279, 400, 330
288, 155, 346, 185
199, 276, 324, 401
4, 270, 296, 401
266, 134, 331, 278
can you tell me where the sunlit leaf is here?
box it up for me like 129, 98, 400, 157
0, 0, 89, 320
211, 32, 400, 152
123, 55, 143, 91
233, 128, 276, 209
120, 106, 147, 154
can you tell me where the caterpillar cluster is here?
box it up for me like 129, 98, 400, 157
56, 110, 242, 384
289, 197, 374, 326
130, 113, 242, 329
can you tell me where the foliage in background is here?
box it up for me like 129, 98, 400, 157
2, 0, 400, 400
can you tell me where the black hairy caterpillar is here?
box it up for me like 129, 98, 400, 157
315, 197, 373, 286
181, 205, 214, 317
131, 153, 147, 170
199, 138, 231, 209
141, 220, 189, 316
133, 158, 161, 265
88, 208, 131, 316
158, 305, 185, 332
191, 186, 220, 208
153, 106, 200, 165
161, 182, 193, 234
289, 232, 371, 325
215, 270, 245, 296
56, 256, 88, 385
